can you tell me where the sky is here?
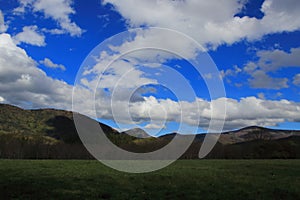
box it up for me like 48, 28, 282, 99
0, 0, 300, 135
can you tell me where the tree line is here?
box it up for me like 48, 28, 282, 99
0, 132, 299, 159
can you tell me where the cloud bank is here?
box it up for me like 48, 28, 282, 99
103, 0, 300, 49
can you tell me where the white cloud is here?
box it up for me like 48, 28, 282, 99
1, 32, 300, 131
72, 25, 300, 131
0, 10, 8, 33
256, 48, 300, 71
241, 47, 300, 89
97, 0, 300, 129
42, 28, 65, 35
0, 33, 72, 109
248, 70, 289, 89
106, 28, 201, 62
93, 95, 300, 131
13, 25, 46, 46
221, 65, 242, 78
83, 57, 158, 91
13, 0, 35, 13
103, 0, 300, 49
144, 123, 166, 130
14, 0, 83, 37
293, 74, 300, 86
220, 65, 243, 87
205, 97, 300, 129
1, 27, 300, 132
40, 58, 66, 71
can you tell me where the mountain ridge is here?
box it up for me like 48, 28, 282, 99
0, 103, 300, 159
1, 103, 300, 142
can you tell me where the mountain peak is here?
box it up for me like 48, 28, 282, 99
122, 128, 151, 138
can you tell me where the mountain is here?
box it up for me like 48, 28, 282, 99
121, 128, 151, 138
218, 126, 299, 144
0, 104, 134, 159
0, 103, 119, 144
0, 103, 299, 159
206, 136, 300, 159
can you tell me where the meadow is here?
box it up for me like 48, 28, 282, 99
0, 160, 299, 199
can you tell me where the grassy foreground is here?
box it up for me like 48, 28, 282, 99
0, 160, 299, 199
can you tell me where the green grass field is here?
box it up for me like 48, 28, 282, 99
0, 160, 299, 199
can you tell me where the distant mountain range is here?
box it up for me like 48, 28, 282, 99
0, 103, 299, 159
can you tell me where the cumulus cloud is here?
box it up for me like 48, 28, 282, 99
221, 65, 242, 78
238, 47, 300, 89
204, 97, 300, 130
2, 26, 300, 132
79, 55, 300, 130
144, 123, 166, 130
256, 48, 300, 71
13, 25, 46, 46
82, 57, 158, 91
92, 95, 300, 131
70, 26, 300, 131
108, 28, 201, 60
1, 32, 300, 131
13, 0, 34, 13
248, 70, 289, 89
40, 58, 66, 71
232, 48, 300, 89
42, 28, 65, 35
103, 0, 300, 49
0, 33, 72, 109
0, 10, 8, 33
14, 0, 83, 37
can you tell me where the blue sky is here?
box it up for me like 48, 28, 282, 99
0, 0, 300, 135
